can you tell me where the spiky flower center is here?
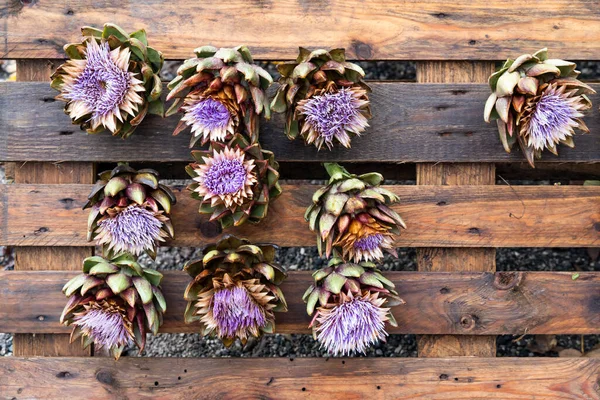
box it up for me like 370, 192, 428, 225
353, 234, 384, 251
187, 98, 231, 131
65, 41, 131, 120
204, 159, 248, 195
212, 286, 267, 338
316, 296, 387, 356
527, 89, 580, 150
98, 205, 163, 255
300, 88, 366, 144
73, 304, 131, 349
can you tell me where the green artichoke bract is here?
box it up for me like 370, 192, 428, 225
85, 163, 176, 259
271, 47, 372, 150
166, 45, 273, 147
183, 235, 287, 346
50, 23, 164, 138
484, 48, 595, 167
303, 255, 403, 355
60, 253, 166, 359
305, 163, 405, 262
186, 133, 282, 228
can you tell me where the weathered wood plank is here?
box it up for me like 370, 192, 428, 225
3, 270, 600, 335
1, 82, 600, 163
4, 357, 600, 399
11, 60, 94, 357
416, 60, 497, 357
3, 0, 600, 60
2, 183, 599, 248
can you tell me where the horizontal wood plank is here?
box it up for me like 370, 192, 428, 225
1, 184, 599, 248
4, 357, 600, 399
3, 0, 600, 60
3, 270, 600, 335
1, 82, 599, 163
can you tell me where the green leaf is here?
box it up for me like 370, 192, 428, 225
129, 29, 148, 46
133, 276, 153, 304
106, 272, 132, 295
143, 269, 163, 286
152, 286, 167, 313
63, 273, 88, 296
102, 23, 129, 42
572, 273, 580, 281
89, 262, 119, 275
323, 273, 347, 294
83, 256, 108, 273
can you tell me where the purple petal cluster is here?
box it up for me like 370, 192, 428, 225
204, 159, 248, 195
316, 296, 387, 356
73, 307, 131, 349
528, 91, 579, 150
98, 205, 163, 255
212, 286, 267, 338
188, 98, 231, 131
300, 88, 368, 147
353, 234, 384, 252
65, 41, 131, 120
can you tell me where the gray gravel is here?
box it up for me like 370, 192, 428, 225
1, 59, 600, 358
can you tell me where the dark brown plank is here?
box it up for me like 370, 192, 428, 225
416, 61, 497, 357
1, 82, 600, 163
3, 270, 600, 335
11, 60, 93, 358
2, 183, 599, 248
3, 0, 600, 60
4, 357, 600, 399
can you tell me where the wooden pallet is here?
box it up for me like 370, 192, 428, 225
1, 0, 600, 398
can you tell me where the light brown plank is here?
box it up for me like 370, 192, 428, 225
3, 1, 600, 60
11, 60, 94, 357
416, 62, 496, 357
3, 357, 600, 399
1, 183, 599, 248
3, 270, 600, 335
2, 82, 600, 163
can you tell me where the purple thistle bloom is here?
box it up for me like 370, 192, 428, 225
212, 286, 267, 338
526, 87, 582, 151
61, 40, 144, 133
97, 205, 164, 255
73, 306, 131, 349
299, 88, 370, 149
353, 234, 384, 252
204, 159, 248, 195
316, 294, 388, 356
182, 97, 234, 143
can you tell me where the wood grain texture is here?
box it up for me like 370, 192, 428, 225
2, 82, 600, 163
416, 62, 496, 357
3, 0, 600, 60
3, 270, 600, 335
3, 357, 600, 399
1, 183, 599, 248
11, 61, 94, 357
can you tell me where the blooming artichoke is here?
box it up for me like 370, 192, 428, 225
305, 163, 405, 262
50, 23, 164, 138
186, 133, 282, 228
183, 235, 287, 346
484, 48, 595, 167
60, 253, 166, 359
271, 47, 372, 150
166, 45, 273, 147
303, 256, 403, 355
85, 164, 176, 258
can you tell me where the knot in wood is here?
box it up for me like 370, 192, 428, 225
493, 271, 523, 290
199, 221, 221, 238
459, 315, 476, 331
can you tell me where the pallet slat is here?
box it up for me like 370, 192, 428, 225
1, 184, 599, 248
1, 82, 599, 163
3, 0, 600, 60
3, 270, 600, 335
3, 357, 600, 399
